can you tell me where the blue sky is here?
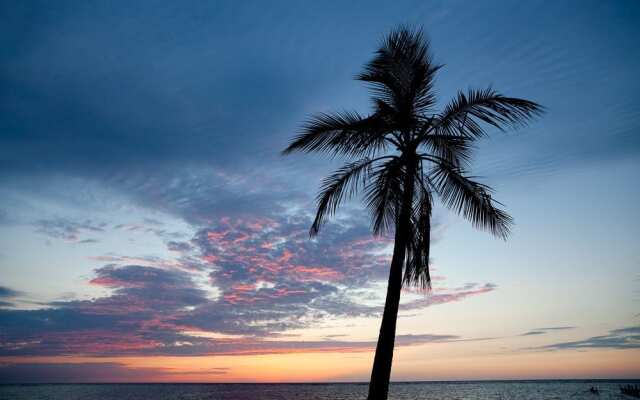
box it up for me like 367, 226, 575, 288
0, 0, 639, 382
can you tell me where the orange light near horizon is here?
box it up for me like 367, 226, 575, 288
2, 347, 639, 383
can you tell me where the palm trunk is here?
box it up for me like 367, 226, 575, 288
367, 159, 415, 400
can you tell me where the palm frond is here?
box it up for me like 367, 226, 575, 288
282, 111, 389, 157
403, 183, 432, 290
357, 26, 441, 118
364, 157, 404, 235
435, 88, 544, 139
420, 134, 474, 168
310, 158, 376, 236
430, 161, 512, 239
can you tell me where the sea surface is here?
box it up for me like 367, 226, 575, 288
1, 380, 639, 400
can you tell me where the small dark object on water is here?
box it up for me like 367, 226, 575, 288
589, 386, 599, 394
621, 385, 640, 398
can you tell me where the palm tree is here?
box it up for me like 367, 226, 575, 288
283, 27, 543, 400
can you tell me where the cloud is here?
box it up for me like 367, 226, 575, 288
0, 213, 495, 357
0, 286, 23, 308
0, 362, 228, 383
0, 284, 464, 357
109, 166, 308, 226
536, 326, 640, 350
534, 326, 576, 331
193, 333, 461, 356
520, 326, 576, 336
167, 241, 193, 252
521, 331, 546, 336
0, 286, 23, 298
401, 283, 497, 310
33, 218, 106, 242
113, 221, 186, 241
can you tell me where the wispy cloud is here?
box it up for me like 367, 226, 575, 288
0, 286, 24, 308
520, 326, 576, 336
0, 362, 229, 383
33, 218, 106, 243
536, 326, 640, 350
0, 286, 23, 298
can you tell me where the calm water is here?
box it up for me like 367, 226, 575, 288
1, 381, 638, 400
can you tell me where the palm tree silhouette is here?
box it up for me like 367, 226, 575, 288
283, 27, 543, 400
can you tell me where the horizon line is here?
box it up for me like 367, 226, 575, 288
3, 378, 639, 385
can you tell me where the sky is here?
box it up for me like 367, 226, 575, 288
1, 0, 639, 383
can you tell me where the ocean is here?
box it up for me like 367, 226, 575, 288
1, 380, 638, 400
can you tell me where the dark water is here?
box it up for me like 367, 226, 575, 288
1, 381, 639, 400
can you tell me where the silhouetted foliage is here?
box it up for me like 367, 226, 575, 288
283, 26, 543, 400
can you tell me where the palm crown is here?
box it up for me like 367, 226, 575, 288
283, 28, 543, 290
